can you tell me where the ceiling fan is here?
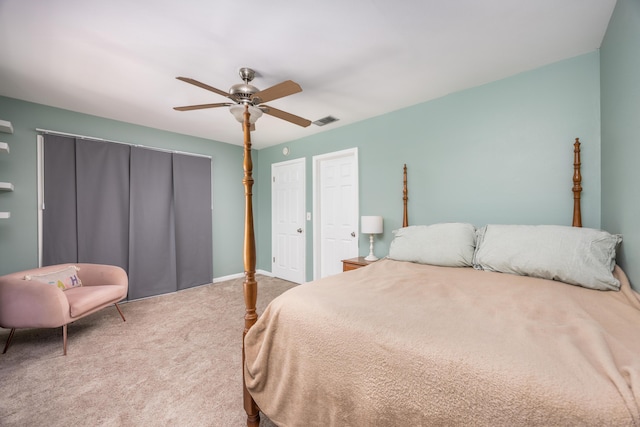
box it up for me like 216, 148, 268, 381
174, 67, 311, 130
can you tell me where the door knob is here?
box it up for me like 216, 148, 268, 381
351, 232, 356, 237
297, 228, 303, 233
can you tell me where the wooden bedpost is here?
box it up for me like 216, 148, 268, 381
572, 138, 582, 227
241, 105, 260, 427
403, 164, 408, 227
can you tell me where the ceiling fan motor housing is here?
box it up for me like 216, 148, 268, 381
230, 67, 260, 104
230, 83, 260, 104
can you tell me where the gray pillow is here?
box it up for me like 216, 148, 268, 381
472, 224, 622, 291
388, 223, 476, 267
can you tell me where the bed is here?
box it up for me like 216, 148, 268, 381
238, 126, 640, 426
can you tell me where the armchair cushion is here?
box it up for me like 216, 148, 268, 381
24, 265, 83, 290
65, 285, 126, 318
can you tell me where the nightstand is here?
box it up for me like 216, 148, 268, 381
342, 256, 377, 272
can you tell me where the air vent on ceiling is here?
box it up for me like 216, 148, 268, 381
313, 116, 339, 126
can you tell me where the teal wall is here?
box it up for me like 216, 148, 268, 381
1, 49, 621, 288
0, 97, 251, 278
256, 53, 603, 282
601, 0, 640, 291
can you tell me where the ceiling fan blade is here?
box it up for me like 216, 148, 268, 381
253, 80, 302, 103
176, 77, 233, 100
261, 105, 311, 127
173, 103, 231, 111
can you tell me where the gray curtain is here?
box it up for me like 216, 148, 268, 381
128, 147, 176, 299
42, 136, 78, 265
42, 135, 213, 300
173, 153, 213, 290
76, 140, 130, 270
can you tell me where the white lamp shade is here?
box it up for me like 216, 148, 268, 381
229, 104, 263, 123
361, 216, 383, 234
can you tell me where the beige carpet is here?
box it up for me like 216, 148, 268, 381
0, 275, 296, 427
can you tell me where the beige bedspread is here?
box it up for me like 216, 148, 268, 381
244, 259, 640, 426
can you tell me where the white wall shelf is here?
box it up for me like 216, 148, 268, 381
0, 182, 14, 191
1, 121, 13, 219
0, 119, 13, 134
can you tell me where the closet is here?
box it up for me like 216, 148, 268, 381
41, 133, 213, 299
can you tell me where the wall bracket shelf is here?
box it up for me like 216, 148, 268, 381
0, 182, 14, 191
0, 119, 12, 134
0, 120, 14, 219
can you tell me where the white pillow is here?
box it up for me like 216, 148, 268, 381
472, 224, 622, 291
25, 265, 83, 290
388, 223, 476, 267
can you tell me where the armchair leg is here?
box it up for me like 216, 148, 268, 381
114, 303, 126, 322
2, 328, 16, 354
62, 324, 67, 356
5, 304, 125, 357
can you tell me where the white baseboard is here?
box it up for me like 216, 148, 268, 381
212, 273, 243, 283
256, 269, 274, 277
212, 269, 274, 284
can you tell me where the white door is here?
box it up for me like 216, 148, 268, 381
272, 158, 306, 284
313, 148, 359, 279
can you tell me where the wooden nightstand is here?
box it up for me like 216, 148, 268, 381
342, 257, 377, 272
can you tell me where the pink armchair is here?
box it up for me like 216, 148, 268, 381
0, 263, 128, 355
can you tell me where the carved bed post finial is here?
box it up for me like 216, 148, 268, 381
241, 104, 260, 427
572, 138, 582, 227
403, 164, 408, 227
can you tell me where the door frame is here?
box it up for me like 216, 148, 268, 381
271, 157, 306, 283
312, 147, 359, 280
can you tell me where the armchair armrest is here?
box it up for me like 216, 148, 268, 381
0, 277, 70, 329
76, 263, 128, 289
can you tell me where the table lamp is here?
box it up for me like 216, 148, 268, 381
361, 215, 383, 261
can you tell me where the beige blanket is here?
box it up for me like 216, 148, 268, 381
244, 259, 640, 426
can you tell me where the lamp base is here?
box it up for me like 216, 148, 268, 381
365, 234, 378, 262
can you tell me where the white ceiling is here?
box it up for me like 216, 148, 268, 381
0, 0, 616, 149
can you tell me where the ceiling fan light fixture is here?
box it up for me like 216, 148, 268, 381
229, 104, 263, 124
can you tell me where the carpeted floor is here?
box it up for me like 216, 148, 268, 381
0, 274, 296, 427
